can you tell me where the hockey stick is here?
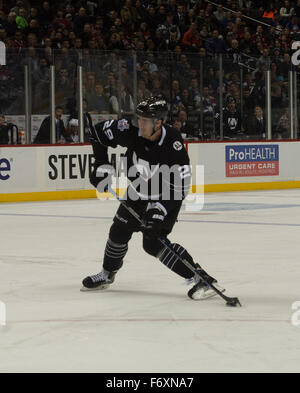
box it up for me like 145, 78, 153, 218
108, 187, 241, 307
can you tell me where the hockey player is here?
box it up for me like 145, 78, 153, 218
81, 96, 224, 299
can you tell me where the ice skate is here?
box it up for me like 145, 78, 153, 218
81, 269, 117, 292
187, 265, 225, 300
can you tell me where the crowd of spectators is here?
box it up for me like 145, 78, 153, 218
0, 0, 300, 142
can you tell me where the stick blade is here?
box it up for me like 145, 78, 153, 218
226, 297, 242, 307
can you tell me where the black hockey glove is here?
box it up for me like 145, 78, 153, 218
90, 163, 114, 192
144, 207, 166, 238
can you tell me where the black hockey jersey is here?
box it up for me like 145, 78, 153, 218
215, 109, 243, 139
90, 119, 191, 214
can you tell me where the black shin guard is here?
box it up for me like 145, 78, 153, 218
103, 238, 128, 271
157, 242, 196, 279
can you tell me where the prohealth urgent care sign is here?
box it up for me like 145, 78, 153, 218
226, 145, 279, 177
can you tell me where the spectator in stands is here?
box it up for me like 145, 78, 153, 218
178, 109, 197, 137
286, 15, 300, 33
10, 1, 26, 16
66, 118, 79, 143
33, 57, 50, 86
227, 39, 241, 59
38, 1, 53, 29
12, 30, 25, 52
274, 107, 293, 139
171, 79, 181, 106
250, 70, 266, 109
179, 89, 193, 111
108, 94, 119, 115
107, 32, 124, 50
270, 62, 284, 83
119, 84, 134, 116
280, 1, 295, 23
67, 98, 95, 142
5, 12, 17, 37
262, 4, 278, 21
34, 106, 72, 144
198, 86, 216, 114
174, 3, 188, 27
296, 0, 300, 18
182, 22, 202, 51
272, 47, 283, 68
151, 78, 162, 96
199, 24, 209, 40
244, 105, 266, 139
55, 67, 74, 109
279, 52, 292, 79
215, 97, 243, 139
188, 78, 201, 106
139, 21, 151, 41
104, 72, 118, 98
102, 52, 118, 75
271, 81, 283, 108
73, 7, 90, 36
28, 7, 38, 24
173, 118, 183, 134
239, 31, 253, 52
135, 0, 148, 23
0, 115, 9, 145
164, 11, 181, 40
27, 19, 40, 39
205, 29, 227, 54
15, 7, 28, 30
121, 0, 138, 24
138, 79, 151, 99
90, 83, 110, 113
213, 5, 226, 23
257, 48, 271, 68
2, 0, 300, 144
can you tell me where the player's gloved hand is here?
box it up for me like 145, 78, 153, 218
143, 206, 166, 237
95, 164, 114, 193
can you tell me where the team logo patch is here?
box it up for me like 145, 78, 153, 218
173, 141, 183, 151
117, 119, 129, 132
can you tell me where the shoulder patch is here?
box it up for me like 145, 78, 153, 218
173, 141, 183, 151
117, 119, 129, 132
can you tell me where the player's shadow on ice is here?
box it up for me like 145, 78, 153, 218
81, 288, 185, 299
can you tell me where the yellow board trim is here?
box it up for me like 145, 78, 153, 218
0, 190, 97, 203
1, 181, 300, 203
192, 181, 300, 193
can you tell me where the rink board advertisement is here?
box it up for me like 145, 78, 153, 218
0, 141, 300, 202
225, 145, 279, 177
0, 144, 127, 199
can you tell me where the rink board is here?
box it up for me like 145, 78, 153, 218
1, 141, 300, 202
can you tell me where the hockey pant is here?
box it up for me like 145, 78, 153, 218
103, 199, 196, 280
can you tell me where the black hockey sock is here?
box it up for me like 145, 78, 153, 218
158, 242, 196, 279
103, 238, 128, 271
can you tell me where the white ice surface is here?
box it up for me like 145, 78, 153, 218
0, 190, 300, 373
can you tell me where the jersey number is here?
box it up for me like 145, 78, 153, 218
178, 165, 191, 179
103, 120, 114, 141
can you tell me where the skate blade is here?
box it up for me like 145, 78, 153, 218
191, 285, 225, 300
80, 284, 110, 292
